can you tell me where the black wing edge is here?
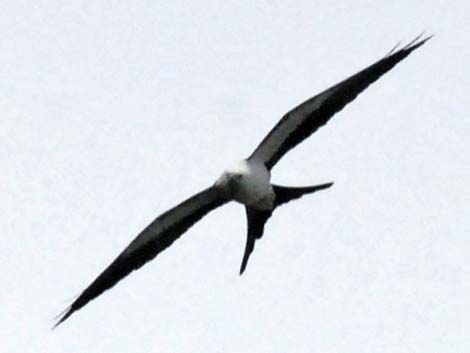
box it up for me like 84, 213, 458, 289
53, 187, 227, 328
250, 33, 433, 170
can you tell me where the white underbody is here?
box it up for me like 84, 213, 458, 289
215, 159, 275, 210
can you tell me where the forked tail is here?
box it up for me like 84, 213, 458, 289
239, 181, 333, 275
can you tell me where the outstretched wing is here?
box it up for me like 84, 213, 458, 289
249, 35, 432, 170
55, 186, 228, 327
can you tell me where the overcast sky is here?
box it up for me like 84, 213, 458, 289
2, 1, 470, 352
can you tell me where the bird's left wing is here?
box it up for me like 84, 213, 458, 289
55, 186, 228, 327
249, 35, 432, 170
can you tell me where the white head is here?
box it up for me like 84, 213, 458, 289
214, 160, 248, 198
213, 159, 271, 200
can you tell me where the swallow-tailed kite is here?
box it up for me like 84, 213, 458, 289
55, 35, 431, 326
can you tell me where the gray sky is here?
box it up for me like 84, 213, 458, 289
2, 1, 470, 352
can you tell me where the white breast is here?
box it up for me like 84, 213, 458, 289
225, 159, 275, 210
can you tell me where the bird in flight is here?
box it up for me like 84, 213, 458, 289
55, 34, 431, 327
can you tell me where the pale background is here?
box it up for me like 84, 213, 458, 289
2, 1, 469, 352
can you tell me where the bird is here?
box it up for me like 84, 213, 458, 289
54, 34, 431, 327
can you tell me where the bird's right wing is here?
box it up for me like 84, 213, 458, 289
249, 34, 432, 170
55, 186, 228, 327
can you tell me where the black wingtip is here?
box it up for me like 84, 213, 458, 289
384, 41, 402, 57
384, 32, 433, 60
52, 308, 72, 330
403, 32, 434, 50
388, 32, 433, 57
52, 305, 75, 329
239, 257, 248, 276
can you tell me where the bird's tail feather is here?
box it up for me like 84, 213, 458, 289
273, 182, 334, 208
238, 182, 333, 275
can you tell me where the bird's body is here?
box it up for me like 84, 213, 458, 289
217, 159, 274, 210
55, 34, 431, 327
